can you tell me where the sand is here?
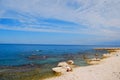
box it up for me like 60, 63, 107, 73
45, 50, 120, 80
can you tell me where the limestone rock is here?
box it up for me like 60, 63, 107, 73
52, 67, 66, 74
67, 60, 74, 65
57, 62, 69, 67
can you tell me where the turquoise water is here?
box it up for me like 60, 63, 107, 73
0, 44, 120, 80
0, 44, 120, 66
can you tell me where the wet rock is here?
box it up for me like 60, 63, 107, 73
26, 55, 47, 60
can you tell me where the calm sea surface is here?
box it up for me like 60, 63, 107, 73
0, 44, 120, 80
0, 44, 120, 66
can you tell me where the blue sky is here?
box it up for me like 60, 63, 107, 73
0, 0, 120, 45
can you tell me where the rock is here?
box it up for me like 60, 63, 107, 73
52, 66, 72, 74
26, 55, 47, 60
86, 60, 100, 65
102, 53, 112, 58
52, 67, 66, 73
52, 61, 74, 75
53, 61, 73, 74
57, 62, 69, 67
85, 58, 101, 65
67, 60, 74, 65
90, 58, 101, 61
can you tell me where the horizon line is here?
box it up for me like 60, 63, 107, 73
0, 43, 120, 46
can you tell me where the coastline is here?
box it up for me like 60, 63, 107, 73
45, 49, 120, 80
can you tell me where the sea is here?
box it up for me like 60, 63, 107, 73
0, 44, 120, 80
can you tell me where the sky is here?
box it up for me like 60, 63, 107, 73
0, 0, 120, 45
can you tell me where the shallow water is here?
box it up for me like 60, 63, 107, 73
0, 44, 120, 80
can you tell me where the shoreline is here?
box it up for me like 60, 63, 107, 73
45, 49, 120, 80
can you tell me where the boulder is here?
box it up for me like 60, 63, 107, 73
67, 60, 74, 65
52, 67, 66, 74
52, 61, 74, 74
57, 62, 69, 67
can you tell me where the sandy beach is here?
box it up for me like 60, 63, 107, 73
45, 50, 120, 80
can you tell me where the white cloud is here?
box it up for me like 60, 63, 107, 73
0, 0, 120, 43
